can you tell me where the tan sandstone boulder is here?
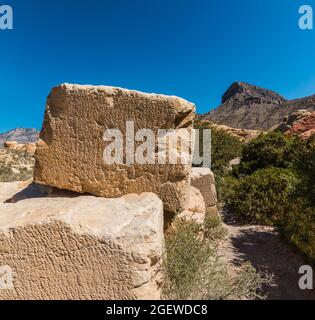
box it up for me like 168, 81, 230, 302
4, 141, 37, 154
191, 168, 217, 208
4, 141, 18, 149
0, 188, 164, 300
179, 186, 206, 225
34, 84, 195, 213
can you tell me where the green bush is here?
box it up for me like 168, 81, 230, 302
194, 120, 243, 176
279, 200, 315, 262
219, 131, 315, 261
235, 131, 306, 176
278, 139, 315, 261
294, 147, 315, 207
227, 167, 298, 225
216, 174, 240, 203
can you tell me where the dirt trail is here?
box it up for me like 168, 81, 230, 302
219, 212, 315, 300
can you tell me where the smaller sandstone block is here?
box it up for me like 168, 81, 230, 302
179, 186, 205, 225
191, 168, 217, 208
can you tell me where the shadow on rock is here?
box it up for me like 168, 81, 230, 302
5, 183, 81, 203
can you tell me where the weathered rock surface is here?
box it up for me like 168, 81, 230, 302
0, 185, 164, 300
200, 82, 315, 130
34, 84, 195, 213
0, 181, 31, 203
179, 186, 206, 225
191, 168, 217, 208
277, 110, 315, 139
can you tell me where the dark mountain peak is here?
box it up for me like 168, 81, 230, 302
200, 82, 315, 130
222, 81, 286, 105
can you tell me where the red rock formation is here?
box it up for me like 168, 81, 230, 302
277, 110, 315, 139
285, 112, 315, 139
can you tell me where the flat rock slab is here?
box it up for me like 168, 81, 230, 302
34, 84, 195, 213
0, 181, 31, 203
0, 189, 164, 300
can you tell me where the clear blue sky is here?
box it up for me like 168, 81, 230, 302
0, 0, 315, 132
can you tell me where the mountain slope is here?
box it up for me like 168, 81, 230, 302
200, 82, 315, 130
0, 128, 39, 147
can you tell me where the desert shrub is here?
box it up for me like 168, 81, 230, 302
279, 200, 315, 262
218, 131, 315, 261
204, 214, 228, 242
194, 120, 243, 176
227, 167, 298, 225
163, 218, 269, 300
216, 174, 240, 203
294, 146, 315, 207
277, 140, 315, 261
235, 132, 306, 176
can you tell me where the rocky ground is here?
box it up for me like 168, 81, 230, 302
219, 209, 315, 300
0, 148, 35, 182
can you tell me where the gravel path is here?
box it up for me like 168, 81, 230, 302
219, 213, 315, 300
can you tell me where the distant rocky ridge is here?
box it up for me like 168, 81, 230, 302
0, 128, 39, 147
200, 82, 315, 130
196, 119, 262, 142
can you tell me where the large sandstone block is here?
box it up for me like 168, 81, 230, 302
34, 84, 195, 213
0, 190, 164, 300
191, 168, 217, 208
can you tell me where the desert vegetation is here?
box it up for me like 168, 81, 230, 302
220, 131, 315, 261
163, 215, 269, 300
194, 120, 243, 177
0, 148, 34, 182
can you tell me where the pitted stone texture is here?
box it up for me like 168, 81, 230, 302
191, 168, 217, 208
0, 192, 164, 300
179, 186, 205, 225
34, 84, 195, 213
